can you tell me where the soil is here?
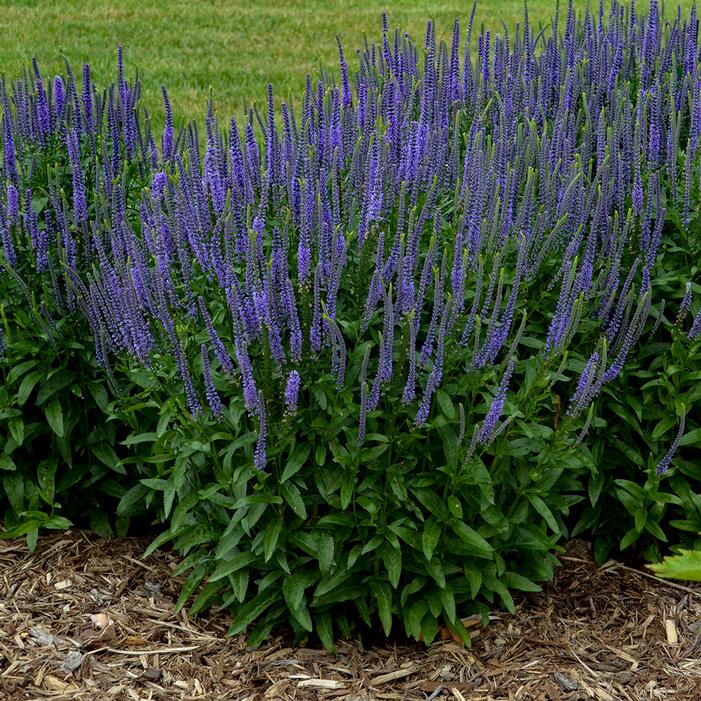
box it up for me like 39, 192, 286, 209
1, 533, 700, 701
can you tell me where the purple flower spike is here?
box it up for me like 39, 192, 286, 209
567, 352, 600, 416
201, 344, 224, 418
678, 282, 692, 321
53, 76, 65, 119
66, 129, 88, 225
474, 356, 515, 448
82, 64, 93, 134
655, 413, 686, 475
285, 370, 301, 413
152, 171, 167, 202
6, 185, 19, 224
161, 85, 174, 161
254, 391, 267, 471
689, 310, 701, 341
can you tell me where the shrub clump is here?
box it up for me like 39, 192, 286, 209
1, 2, 701, 645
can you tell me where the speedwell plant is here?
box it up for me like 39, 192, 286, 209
1, 1, 701, 645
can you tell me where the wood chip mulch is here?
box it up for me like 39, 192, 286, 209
1, 532, 700, 700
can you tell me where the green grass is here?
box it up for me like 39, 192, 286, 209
0, 0, 694, 127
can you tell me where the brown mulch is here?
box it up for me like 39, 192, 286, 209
1, 534, 701, 701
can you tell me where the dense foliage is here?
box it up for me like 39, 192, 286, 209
1, 1, 700, 646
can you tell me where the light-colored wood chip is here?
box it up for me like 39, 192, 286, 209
371, 665, 419, 685
665, 619, 679, 645
297, 678, 346, 689
43, 674, 81, 693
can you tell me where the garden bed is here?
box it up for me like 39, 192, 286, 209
1, 533, 700, 700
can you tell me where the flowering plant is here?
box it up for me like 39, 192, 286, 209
1, 1, 700, 644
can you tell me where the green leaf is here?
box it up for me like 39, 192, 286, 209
26, 525, 39, 554
615, 487, 639, 515
280, 481, 307, 519
449, 520, 493, 559
439, 586, 456, 623
347, 544, 363, 568
0, 454, 17, 471
382, 544, 402, 588
281, 444, 310, 483
404, 600, 428, 640
291, 603, 313, 632
263, 519, 283, 563
43, 515, 72, 530
317, 533, 334, 574
228, 589, 278, 636
426, 558, 446, 588
90, 510, 113, 538
502, 571, 542, 592
37, 459, 56, 502
464, 564, 482, 598
233, 494, 282, 509
422, 518, 442, 562
117, 483, 149, 516
174, 561, 210, 613
652, 415, 677, 440
527, 494, 560, 533
426, 589, 442, 619
88, 383, 109, 412
90, 443, 123, 472
360, 444, 388, 462
312, 386, 328, 411
282, 573, 309, 612
614, 479, 645, 500
361, 535, 384, 556
644, 519, 667, 542
447, 495, 463, 519
314, 569, 353, 599
44, 399, 64, 438
315, 611, 336, 652
443, 618, 472, 646
679, 428, 701, 448
620, 527, 640, 551
17, 371, 42, 406
190, 581, 224, 615
435, 389, 456, 419
493, 582, 516, 613
315, 444, 327, 466
3, 472, 24, 513
209, 552, 257, 582
370, 579, 393, 636
312, 582, 366, 607
163, 480, 176, 518
588, 470, 605, 506
157, 407, 172, 437
121, 432, 158, 446
317, 513, 354, 528
649, 550, 701, 581
420, 614, 440, 645
8, 418, 24, 446
215, 518, 246, 560
230, 569, 250, 603
7, 360, 37, 385
36, 370, 72, 405
340, 468, 356, 509
413, 487, 448, 520
463, 458, 495, 504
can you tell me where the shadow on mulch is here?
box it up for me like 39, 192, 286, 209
1, 532, 700, 700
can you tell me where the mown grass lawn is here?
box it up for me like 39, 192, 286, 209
0, 0, 693, 127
